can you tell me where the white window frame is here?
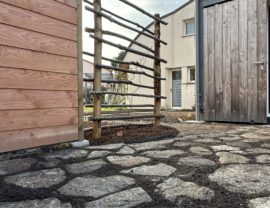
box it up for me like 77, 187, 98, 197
183, 18, 195, 37
171, 68, 182, 109
188, 66, 196, 83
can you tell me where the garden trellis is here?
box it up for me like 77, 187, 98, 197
83, 0, 168, 139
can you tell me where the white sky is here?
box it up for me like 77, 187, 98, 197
82, 0, 188, 63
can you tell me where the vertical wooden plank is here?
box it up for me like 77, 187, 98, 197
231, 0, 240, 122
203, 8, 209, 121
222, 2, 231, 121
257, 0, 267, 123
93, 0, 102, 139
239, 0, 248, 122
207, 6, 216, 121
214, 4, 223, 121
154, 14, 161, 126
77, 0, 84, 140
247, 0, 258, 122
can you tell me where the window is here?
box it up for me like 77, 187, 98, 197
189, 67, 195, 82
184, 19, 195, 36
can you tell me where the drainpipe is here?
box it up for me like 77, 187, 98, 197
195, 0, 201, 121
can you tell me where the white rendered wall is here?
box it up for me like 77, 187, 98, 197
124, 1, 196, 110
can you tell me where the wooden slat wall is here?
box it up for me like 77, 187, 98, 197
238, 0, 248, 122
0, 0, 79, 153
203, 0, 267, 123
257, 0, 267, 122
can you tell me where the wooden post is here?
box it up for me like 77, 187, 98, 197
93, 0, 102, 139
154, 14, 161, 126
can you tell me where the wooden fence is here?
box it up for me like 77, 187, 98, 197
0, 0, 82, 153
83, 0, 168, 139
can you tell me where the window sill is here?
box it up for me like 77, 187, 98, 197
182, 33, 195, 38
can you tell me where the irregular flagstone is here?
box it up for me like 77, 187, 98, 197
121, 163, 176, 176
243, 139, 264, 143
200, 133, 226, 138
45, 149, 89, 160
261, 143, 270, 148
141, 150, 185, 159
66, 159, 106, 174
248, 197, 270, 208
194, 138, 221, 143
239, 126, 259, 131
219, 136, 243, 141
173, 142, 192, 147
175, 135, 199, 141
5, 168, 66, 189
58, 175, 135, 198
229, 150, 247, 155
155, 178, 215, 201
129, 140, 174, 151
0, 158, 37, 176
209, 164, 270, 195
255, 128, 270, 134
87, 150, 111, 159
226, 129, 245, 134
225, 141, 252, 148
178, 156, 216, 167
245, 148, 270, 154
84, 187, 152, 208
189, 146, 212, 155
107, 156, 151, 167
0, 198, 71, 208
216, 152, 250, 164
117, 146, 136, 154
211, 145, 240, 152
256, 155, 270, 164
37, 159, 61, 168
85, 143, 124, 150
241, 132, 270, 141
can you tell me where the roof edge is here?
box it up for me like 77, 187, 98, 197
123, 0, 194, 59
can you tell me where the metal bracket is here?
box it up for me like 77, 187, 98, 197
254, 61, 265, 70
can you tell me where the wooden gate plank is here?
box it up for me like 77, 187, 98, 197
247, 0, 258, 122
55, 0, 77, 8
0, 67, 78, 91
0, 3, 77, 41
0, 46, 77, 74
238, 0, 248, 122
0, 0, 77, 24
0, 24, 77, 57
222, 1, 232, 121
0, 108, 78, 132
214, 4, 223, 121
0, 125, 78, 153
230, 0, 240, 122
257, 0, 267, 123
0, 89, 78, 110
203, 8, 209, 121
207, 6, 216, 121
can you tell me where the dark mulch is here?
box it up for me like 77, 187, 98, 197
84, 124, 179, 145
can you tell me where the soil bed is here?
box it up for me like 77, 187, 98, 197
85, 124, 178, 145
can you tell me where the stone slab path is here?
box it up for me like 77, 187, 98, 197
0, 123, 270, 208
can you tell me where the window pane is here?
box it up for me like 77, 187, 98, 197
172, 71, 181, 80
190, 68, 195, 81
186, 20, 195, 35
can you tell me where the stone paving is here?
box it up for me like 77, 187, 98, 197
0, 123, 270, 208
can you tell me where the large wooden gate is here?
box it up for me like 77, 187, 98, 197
0, 0, 82, 153
203, 0, 267, 123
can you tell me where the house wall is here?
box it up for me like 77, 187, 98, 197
124, 1, 196, 110
0, 0, 81, 153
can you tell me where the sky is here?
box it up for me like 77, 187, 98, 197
83, 0, 189, 63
